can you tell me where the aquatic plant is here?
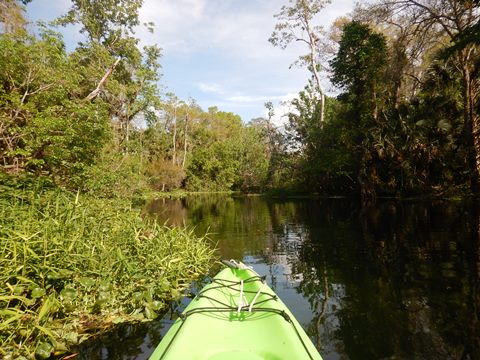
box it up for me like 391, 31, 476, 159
0, 189, 216, 359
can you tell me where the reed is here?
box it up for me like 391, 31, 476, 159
0, 189, 216, 359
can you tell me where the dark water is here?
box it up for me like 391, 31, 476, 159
79, 195, 480, 360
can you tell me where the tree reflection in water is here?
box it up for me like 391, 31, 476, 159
266, 200, 480, 360
81, 196, 480, 360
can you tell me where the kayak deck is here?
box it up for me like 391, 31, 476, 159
149, 265, 323, 360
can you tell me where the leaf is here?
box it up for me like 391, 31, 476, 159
47, 268, 74, 280
13, 285, 26, 296
35, 341, 54, 359
37, 295, 58, 322
60, 287, 77, 301
0, 312, 23, 330
151, 300, 163, 311
437, 119, 452, 132
31, 287, 46, 298
144, 305, 158, 320
0, 294, 34, 306
98, 280, 113, 292
35, 324, 56, 339
96, 291, 110, 305
78, 277, 95, 288
159, 278, 170, 292
63, 331, 78, 345
132, 291, 143, 303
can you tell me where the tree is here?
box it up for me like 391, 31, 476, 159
161, 92, 180, 164
236, 125, 271, 191
330, 21, 389, 202
56, 0, 147, 103
269, 0, 331, 124
57, 0, 162, 154
0, 30, 110, 184
0, 0, 27, 34
365, 0, 480, 192
159, 102, 285, 192
110, 43, 162, 153
56, 0, 144, 47
284, 85, 355, 193
249, 112, 290, 190
186, 107, 256, 191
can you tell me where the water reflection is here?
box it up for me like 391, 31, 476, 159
81, 196, 480, 359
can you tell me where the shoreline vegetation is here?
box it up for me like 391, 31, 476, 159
148, 188, 468, 202
0, 187, 216, 359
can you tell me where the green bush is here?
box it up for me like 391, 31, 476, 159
146, 159, 186, 191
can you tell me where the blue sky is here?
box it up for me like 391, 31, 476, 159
26, 0, 356, 124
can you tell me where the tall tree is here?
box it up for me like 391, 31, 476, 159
56, 0, 146, 99
269, 0, 331, 124
163, 92, 180, 165
57, 0, 162, 153
330, 21, 389, 202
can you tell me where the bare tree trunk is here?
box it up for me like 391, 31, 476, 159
373, 88, 379, 122
85, 58, 120, 101
172, 106, 177, 165
320, 92, 325, 124
182, 113, 188, 168
306, 20, 325, 124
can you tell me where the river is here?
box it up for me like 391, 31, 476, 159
78, 195, 480, 359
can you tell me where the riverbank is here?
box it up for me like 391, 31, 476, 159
0, 188, 216, 359
145, 187, 469, 203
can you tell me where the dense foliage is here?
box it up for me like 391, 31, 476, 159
0, 189, 214, 359
0, 31, 110, 184
0, 1, 278, 196
1, 0, 479, 198
0, 2, 222, 358
275, 0, 480, 200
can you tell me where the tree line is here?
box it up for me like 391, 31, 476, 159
1, 0, 479, 200
272, 0, 480, 201
0, 0, 284, 196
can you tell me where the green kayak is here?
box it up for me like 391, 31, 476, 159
149, 261, 323, 360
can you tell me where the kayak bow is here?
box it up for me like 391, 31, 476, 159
149, 260, 323, 360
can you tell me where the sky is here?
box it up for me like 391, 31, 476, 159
26, 0, 356, 125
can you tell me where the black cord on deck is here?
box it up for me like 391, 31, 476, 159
156, 274, 315, 360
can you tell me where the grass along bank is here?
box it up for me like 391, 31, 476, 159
0, 189, 216, 359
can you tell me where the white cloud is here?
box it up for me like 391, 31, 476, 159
197, 82, 225, 95
226, 94, 287, 103
268, 92, 299, 128
137, 0, 356, 121
139, 0, 301, 61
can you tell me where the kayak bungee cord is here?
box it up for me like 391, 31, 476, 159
237, 279, 244, 313
249, 281, 265, 312
156, 272, 316, 360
